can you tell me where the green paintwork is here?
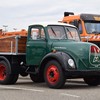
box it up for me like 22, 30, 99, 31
26, 23, 100, 71
51, 41, 100, 70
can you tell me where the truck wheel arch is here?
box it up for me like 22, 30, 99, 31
39, 52, 73, 75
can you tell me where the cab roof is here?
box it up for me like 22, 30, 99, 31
30, 22, 76, 28
80, 14, 100, 21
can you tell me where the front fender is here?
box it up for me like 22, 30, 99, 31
40, 52, 73, 71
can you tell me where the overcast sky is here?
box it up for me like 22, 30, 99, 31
0, 0, 100, 31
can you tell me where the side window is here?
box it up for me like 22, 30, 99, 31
69, 21, 75, 26
78, 20, 82, 34
31, 26, 45, 40
70, 20, 82, 34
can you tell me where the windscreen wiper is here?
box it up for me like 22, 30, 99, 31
50, 27, 56, 36
66, 28, 73, 38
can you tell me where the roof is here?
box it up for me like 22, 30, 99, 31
80, 14, 100, 21
30, 22, 76, 28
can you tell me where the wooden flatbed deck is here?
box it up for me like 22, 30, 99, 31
0, 35, 27, 55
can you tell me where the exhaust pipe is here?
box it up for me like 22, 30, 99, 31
64, 12, 74, 17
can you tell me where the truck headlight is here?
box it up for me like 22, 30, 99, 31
68, 59, 75, 68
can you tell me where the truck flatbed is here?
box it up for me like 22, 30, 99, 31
0, 35, 27, 55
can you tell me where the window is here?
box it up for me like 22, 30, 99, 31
31, 27, 45, 40
65, 27, 80, 41
85, 22, 100, 34
78, 20, 82, 34
70, 20, 82, 34
48, 26, 66, 39
47, 25, 80, 41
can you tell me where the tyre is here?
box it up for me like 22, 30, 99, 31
20, 72, 28, 77
0, 60, 19, 85
83, 76, 100, 86
44, 60, 66, 89
30, 74, 44, 83
19, 67, 28, 77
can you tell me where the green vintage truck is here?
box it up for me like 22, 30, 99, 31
0, 22, 100, 89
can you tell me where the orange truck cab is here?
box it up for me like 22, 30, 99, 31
62, 12, 100, 47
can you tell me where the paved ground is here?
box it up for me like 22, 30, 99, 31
0, 76, 100, 100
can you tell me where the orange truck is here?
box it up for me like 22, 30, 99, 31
61, 12, 100, 47
0, 29, 27, 38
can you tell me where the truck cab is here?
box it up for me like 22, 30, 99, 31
26, 23, 80, 65
62, 12, 100, 47
0, 22, 100, 89
26, 23, 100, 88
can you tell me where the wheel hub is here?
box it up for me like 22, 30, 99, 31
47, 65, 59, 84
0, 64, 6, 80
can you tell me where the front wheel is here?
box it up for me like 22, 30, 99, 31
44, 60, 66, 89
83, 76, 100, 86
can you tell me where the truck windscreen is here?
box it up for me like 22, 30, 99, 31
47, 25, 80, 41
85, 22, 100, 34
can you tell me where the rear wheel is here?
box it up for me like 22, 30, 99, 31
83, 76, 100, 86
30, 74, 44, 83
19, 67, 28, 77
20, 72, 28, 77
0, 61, 6, 81
0, 60, 19, 84
44, 60, 66, 89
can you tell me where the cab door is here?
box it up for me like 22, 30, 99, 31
26, 25, 47, 65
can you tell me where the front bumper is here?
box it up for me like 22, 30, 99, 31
65, 70, 100, 78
